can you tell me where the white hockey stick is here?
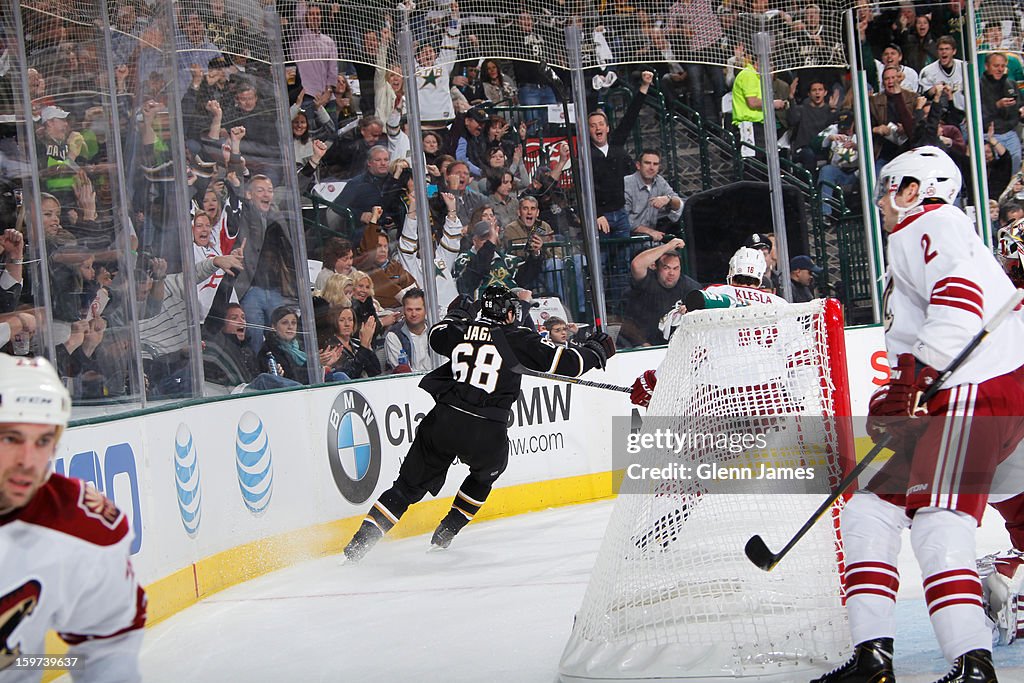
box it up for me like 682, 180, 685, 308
745, 288, 1024, 572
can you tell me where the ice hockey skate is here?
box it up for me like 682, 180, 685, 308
930, 649, 996, 683
429, 514, 463, 551
810, 637, 894, 683
341, 521, 383, 564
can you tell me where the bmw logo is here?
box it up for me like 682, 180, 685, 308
173, 423, 202, 536
327, 389, 382, 504
235, 411, 274, 515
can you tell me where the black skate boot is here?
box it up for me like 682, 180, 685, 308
810, 637, 895, 682
930, 650, 996, 683
430, 510, 469, 550
342, 521, 383, 564
429, 521, 458, 550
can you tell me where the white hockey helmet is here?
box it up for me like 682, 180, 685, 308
0, 354, 71, 428
873, 146, 961, 219
728, 246, 767, 283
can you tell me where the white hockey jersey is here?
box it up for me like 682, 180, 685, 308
704, 283, 786, 307
0, 474, 146, 683
883, 203, 1024, 385
415, 20, 461, 122
658, 283, 785, 342
399, 213, 462, 315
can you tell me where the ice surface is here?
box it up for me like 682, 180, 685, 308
129, 501, 1024, 683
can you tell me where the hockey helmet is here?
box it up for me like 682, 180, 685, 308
0, 354, 71, 428
874, 146, 961, 220
727, 246, 767, 284
479, 285, 518, 324
998, 220, 1024, 288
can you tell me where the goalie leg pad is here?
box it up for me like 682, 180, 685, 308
977, 549, 1024, 646
912, 508, 990, 661
842, 492, 910, 646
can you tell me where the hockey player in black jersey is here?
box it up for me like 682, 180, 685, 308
342, 285, 616, 562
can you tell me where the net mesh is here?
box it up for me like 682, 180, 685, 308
560, 300, 850, 682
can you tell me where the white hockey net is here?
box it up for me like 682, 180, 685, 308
560, 300, 854, 682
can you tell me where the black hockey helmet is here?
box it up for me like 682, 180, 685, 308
479, 284, 518, 324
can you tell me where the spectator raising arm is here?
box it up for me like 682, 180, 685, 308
631, 237, 686, 281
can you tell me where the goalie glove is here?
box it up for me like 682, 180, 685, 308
582, 331, 616, 370
631, 370, 657, 408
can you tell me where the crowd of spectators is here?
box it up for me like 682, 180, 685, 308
0, 0, 1016, 405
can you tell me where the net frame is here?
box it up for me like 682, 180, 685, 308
560, 299, 855, 682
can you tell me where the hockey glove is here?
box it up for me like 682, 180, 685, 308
445, 295, 476, 323
583, 331, 616, 369
865, 353, 939, 448
630, 370, 657, 408
873, 353, 939, 418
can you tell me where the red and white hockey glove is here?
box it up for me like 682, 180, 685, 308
630, 370, 657, 408
866, 353, 939, 447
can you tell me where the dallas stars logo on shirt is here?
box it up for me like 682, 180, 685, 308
419, 67, 443, 88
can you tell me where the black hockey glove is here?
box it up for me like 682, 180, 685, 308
445, 294, 477, 323
582, 331, 616, 370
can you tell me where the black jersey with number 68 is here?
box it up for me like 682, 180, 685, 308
419, 319, 603, 422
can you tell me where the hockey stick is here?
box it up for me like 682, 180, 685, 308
744, 288, 1024, 572
508, 364, 631, 393
489, 326, 631, 394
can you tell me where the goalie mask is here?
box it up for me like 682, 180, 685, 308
479, 285, 518, 324
998, 220, 1024, 288
873, 146, 961, 222
0, 354, 71, 428
728, 247, 767, 285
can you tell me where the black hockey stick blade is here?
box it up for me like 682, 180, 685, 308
744, 434, 892, 572
744, 535, 777, 572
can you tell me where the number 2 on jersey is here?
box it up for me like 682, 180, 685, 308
451, 342, 503, 393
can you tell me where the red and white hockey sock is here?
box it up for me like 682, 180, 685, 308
912, 508, 989, 661
841, 492, 910, 645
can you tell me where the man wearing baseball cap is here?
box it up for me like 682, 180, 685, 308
788, 254, 823, 303
744, 232, 779, 292
36, 105, 84, 203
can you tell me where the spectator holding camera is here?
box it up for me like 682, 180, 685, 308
980, 52, 1023, 173
869, 65, 918, 165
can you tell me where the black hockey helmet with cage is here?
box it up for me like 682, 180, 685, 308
479, 285, 518, 324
